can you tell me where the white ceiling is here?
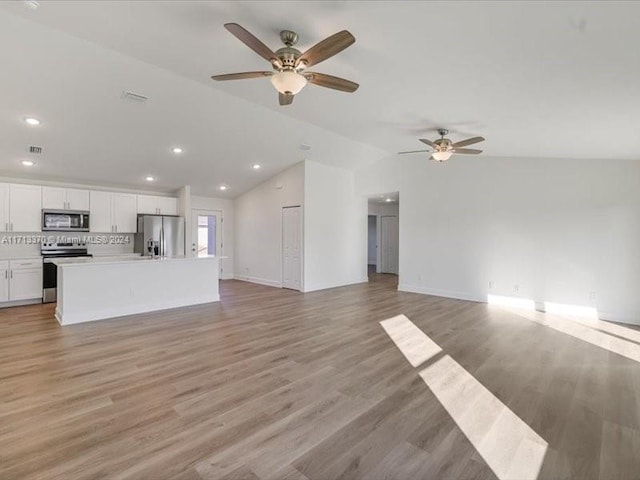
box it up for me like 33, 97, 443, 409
1, 1, 639, 195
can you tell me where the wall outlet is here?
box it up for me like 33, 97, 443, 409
513, 284, 520, 294
488, 281, 494, 290
589, 291, 597, 302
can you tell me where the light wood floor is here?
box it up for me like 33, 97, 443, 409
2, 273, 640, 479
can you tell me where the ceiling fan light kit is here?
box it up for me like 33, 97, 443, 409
270, 71, 307, 95
431, 150, 453, 162
212, 23, 358, 106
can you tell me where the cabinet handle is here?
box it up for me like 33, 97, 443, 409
4, 270, 7, 279
10, 270, 13, 279
10, 223, 13, 232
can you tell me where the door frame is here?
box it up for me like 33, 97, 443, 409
190, 209, 223, 274
281, 205, 304, 292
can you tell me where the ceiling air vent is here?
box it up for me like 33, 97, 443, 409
28, 145, 43, 154
121, 91, 148, 103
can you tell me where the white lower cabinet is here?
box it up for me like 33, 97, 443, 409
8, 259, 42, 301
0, 261, 9, 302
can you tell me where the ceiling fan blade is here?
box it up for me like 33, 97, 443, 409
304, 72, 359, 92
451, 136, 485, 148
279, 92, 294, 106
452, 148, 483, 155
224, 23, 280, 65
398, 150, 431, 155
211, 71, 273, 81
296, 30, 355, 68
419, 138, 437, 148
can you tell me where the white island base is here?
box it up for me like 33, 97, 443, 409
55, 257, 219, 325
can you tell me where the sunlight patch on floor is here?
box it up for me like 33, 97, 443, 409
379, 314, 442, 367
515, 307, 640, 363
380, 315, 548, 480
488, 294, 536, 311
419, 355, 548, 480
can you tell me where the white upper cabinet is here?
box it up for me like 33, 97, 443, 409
136, 195, 159, 215
89, 191, 112, 233
137, 195, 178, 216
43, 187, 90, 211
158, 196, 178, 215
42, 187, 66, 210
0, 184, 10, 233
9, 184, 42, 232
90, 191, 137, 233
112, 193, 137, 233
66, 189, 90, 210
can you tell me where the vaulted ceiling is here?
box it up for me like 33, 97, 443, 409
1, 1, 639, 196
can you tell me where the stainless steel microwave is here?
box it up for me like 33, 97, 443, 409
42, 209, 90, 232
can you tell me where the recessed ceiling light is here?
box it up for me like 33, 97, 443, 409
299, 144, 312, 151
172, 147, 183, 154
219, 185, 228, 191
252, 164, 261, 170
385, 198, 392, 202
21, 160, 34, 166
23, 0, 39, 9
24, 117, 41, 126
145, 176, 155, 182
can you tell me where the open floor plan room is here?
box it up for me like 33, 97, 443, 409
2, 1, 640, 479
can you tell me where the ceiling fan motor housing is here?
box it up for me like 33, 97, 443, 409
275, 46, 302, 70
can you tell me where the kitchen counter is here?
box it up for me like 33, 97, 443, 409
55, 256, 219, 325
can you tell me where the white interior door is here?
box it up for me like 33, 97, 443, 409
380, 215, 399, 274
282, 206, 302, 291
191, 210, 222, 275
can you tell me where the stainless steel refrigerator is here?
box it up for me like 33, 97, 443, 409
134, 214, 185, 258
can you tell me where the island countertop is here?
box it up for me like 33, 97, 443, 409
52, 255, 217, 267
55, 255, 220, 325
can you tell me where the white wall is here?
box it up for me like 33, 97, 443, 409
304, 161, 368, 292
191, 195, 234, 279
356, 155, 640, 324
234, 162, 304, 287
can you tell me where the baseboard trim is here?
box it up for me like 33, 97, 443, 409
304, 278, 369, 293
234, 275, 282, 288
398, 284, 484, 303
0, 298, 43, 309
598, 310, 640, 326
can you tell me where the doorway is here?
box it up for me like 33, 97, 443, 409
282, 206, 302, 291
367, 215, 377, 275
190, 209, 223, 275
367, 193, 399, 276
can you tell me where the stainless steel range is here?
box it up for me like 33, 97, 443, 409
41, 241, 92, 303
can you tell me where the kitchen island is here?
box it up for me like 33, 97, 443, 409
54, 256, 219, 325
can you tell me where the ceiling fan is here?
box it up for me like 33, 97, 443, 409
211, 23, 359, 106
399, 129, 485, 162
